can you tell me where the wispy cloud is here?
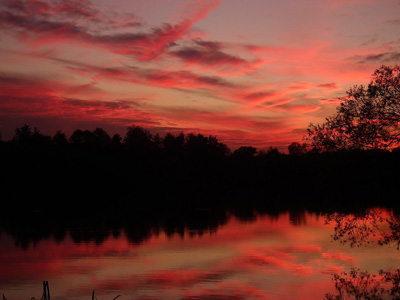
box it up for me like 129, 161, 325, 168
0, 0, 221, 61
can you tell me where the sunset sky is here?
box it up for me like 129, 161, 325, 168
0, 0, 399, 150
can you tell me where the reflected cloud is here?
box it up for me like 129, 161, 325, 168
182, 282, 269, 300
322, 252, 358, 265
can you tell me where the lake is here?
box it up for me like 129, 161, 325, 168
1, 208, 400, 300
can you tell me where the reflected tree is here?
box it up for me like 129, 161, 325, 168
325, 268, 400, 300
326, 209, 400, 249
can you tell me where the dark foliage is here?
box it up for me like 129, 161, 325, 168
307, 65, 400, 151
1, 124, 400, 219
326, 268, 400, 300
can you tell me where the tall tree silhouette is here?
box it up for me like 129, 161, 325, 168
12, 124, 34, 142
123, 125, 155, 152
53, 130, 68, 145
307, 65, 400, 151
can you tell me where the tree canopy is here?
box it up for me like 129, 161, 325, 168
306, 65, 400, 151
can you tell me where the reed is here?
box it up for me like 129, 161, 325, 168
2, 281, 121, 299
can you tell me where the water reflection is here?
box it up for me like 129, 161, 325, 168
325, 208, 400, 249
1, 208, 400, 300
0, 208, 231, 249
325, 268, 400, 300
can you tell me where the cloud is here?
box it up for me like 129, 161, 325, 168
0, 94, 158, 126
385, 18, 400, 25
316, 83, 339, 89
171, 46, 248, 68
1, 0, 98, 19
355, 51, 400, 64
61, 59, 237, 90
241, 91, 278, 102
322, 252, 358, 265
0, 0, 221, 61
168, 38, 263, 73
275, 104, 321, 114
277, 245, 322, 253
319, 98, 341, 107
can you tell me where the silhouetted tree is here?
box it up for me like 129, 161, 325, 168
70, 129, 91, 145
123, 126, 154, 150
307, 65, 400, 151
69, 128, 113, 147
12, 124, 33, 142
259, 146, 280, 157
185, 133, 230, 158
53, 130, 68, 145
206, 135, 231, 158
92, 127, 111, 146
112, 133, 122, 146
288, 142, 307, 156
231, 146, 257, 160
162, 132, 185, 154
12, 124, 51, 145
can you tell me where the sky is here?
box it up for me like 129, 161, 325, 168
0, 0, 399, 150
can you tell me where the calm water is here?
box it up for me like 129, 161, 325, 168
1, 209, 400, 299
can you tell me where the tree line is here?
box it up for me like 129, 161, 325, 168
2, 123, 400, 215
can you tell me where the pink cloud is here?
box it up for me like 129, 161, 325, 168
316, 83, 339, 90
319, 98, 342, 107
275, 104, 321, 114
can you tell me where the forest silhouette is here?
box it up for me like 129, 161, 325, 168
1, 122, 400, 217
